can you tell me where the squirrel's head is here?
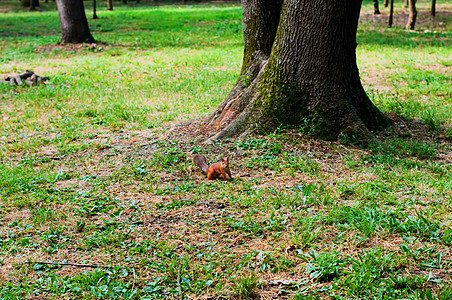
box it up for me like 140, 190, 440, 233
221, 157, 229, 165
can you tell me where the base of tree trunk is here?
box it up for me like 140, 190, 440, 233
202, 0, 392, 144
57, 0, 95, 44
206, 95, 391, 143
205, 58, 392, 143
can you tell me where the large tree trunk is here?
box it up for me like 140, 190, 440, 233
207, 0, 390, 142
56, 0, 95, 43
406, 0, 417, 29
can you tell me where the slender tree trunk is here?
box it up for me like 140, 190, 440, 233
208, 0, 390, 141
107, 0, 113, 11
373, 0, 381, 14
388, 0, 394, 27
93, 0, 98, 19
56, 0, 95, 43
406, 0, 417, 30
384, 0, 388, 7
431, 0, 436, 17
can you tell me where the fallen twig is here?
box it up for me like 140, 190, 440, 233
24, 261, 107, 268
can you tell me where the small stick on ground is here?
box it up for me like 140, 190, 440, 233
24, 261, 108, 268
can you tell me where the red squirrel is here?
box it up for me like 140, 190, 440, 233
193, 154, 232, 181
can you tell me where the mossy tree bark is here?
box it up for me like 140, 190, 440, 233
205, 0, 283, 137
207, 0, 391, 141
56, 0, 95, 43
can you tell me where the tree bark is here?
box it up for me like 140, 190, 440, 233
107, 0, 113, 11
383, 0, 388, 8
93, 0, 98, 19
406, 0, 417, 30
207, 0, 390, 142
205, 0, 283, 135
388, 0, 394, 27
373, 0, 381, 14
56, 0, 95, 43
30, 0, 37, 11
431, 0, 436, 17
22, 0, 39, 9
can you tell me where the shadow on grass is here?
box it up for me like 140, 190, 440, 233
358, 29, 451, 48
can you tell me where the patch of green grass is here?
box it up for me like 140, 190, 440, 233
368, 138, 438, 160
231, 273, 262, 299
305, 249, 346, 283
0, 5, 242, 145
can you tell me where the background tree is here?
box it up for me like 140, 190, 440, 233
22, 0, 39, 10
388, 0, 394, 27
431, 0, 436, 16
93, 0, 99, 20
373, 0, 381, 14
407, 0, 417, 29
93, 0, 98, 19
56, 0, 95, 43
107, 0, 113, 11
207, 0, 390, 141
30, 0, 39, 11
